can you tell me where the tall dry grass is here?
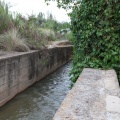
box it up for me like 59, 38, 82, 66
0, 28, 30, 52
38, 28, 56, 42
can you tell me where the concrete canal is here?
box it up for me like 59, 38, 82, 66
0, 62, 71, 120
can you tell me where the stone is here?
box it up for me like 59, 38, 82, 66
106, 112, 120, 120
53, 68, 120, 120
106, 95, 120, 114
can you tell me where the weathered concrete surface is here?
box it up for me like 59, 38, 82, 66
53, 68, 120, 120
0, 46, 72, 107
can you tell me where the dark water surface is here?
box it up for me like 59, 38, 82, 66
0, 62, 71, 120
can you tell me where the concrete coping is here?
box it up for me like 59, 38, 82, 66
53, 68, 120, 120
0, 45, 72, 61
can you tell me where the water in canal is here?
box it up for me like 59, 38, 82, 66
0, 62, 72, 120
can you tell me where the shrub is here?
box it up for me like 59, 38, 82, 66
0, 28, 30, 52
38, 28, 56, 41
65, 32, 74, 42
46, 0, 120, 83
69, 0, 120, 83
0, 1, 71, 52
13, 14, 47, 49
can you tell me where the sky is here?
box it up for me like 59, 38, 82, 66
3, 0, 70, 22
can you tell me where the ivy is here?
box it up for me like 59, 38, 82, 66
46, 0, 120, 84
69, 0, 120, 83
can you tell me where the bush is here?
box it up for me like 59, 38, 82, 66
65, 32, 74, 42
0, 1, 71, 52
38, 28, 56, 41
46, 0, 120, 83
69, 0, 120, 83
0, 28, 30, 52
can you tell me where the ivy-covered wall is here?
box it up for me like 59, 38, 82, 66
69, 0, 120, 83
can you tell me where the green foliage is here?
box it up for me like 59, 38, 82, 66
46, 0, 120, 83
0, 1, 70, 52
36, 12, 70, 32
12, 14, 44, 49
69, 0, 120, 83
0, 1, 13, 33
65, 32, 74, 42
45, 0, 77, 9
13, 12, 70, 43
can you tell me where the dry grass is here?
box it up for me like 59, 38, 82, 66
38, 28, 56, 41
0, 28, 30, 52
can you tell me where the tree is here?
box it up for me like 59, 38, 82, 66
46, 0, 120, 84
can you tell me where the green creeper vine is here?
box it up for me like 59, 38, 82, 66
70, 0, 120, 83
46, 0, 120, 84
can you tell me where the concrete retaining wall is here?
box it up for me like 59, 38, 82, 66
53, 68, 120, 120
0, 46, 72, 107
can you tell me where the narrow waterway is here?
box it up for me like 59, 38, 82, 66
0, 62, 71, 120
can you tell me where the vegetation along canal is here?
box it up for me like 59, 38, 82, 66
0, 62, 72, 120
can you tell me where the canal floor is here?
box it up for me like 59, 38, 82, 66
0, 62, 71, 120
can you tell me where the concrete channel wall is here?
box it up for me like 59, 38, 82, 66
0, 46, 72, 107
53, 68, 120, 120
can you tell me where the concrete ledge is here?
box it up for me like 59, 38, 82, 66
53, 68, 120, 120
